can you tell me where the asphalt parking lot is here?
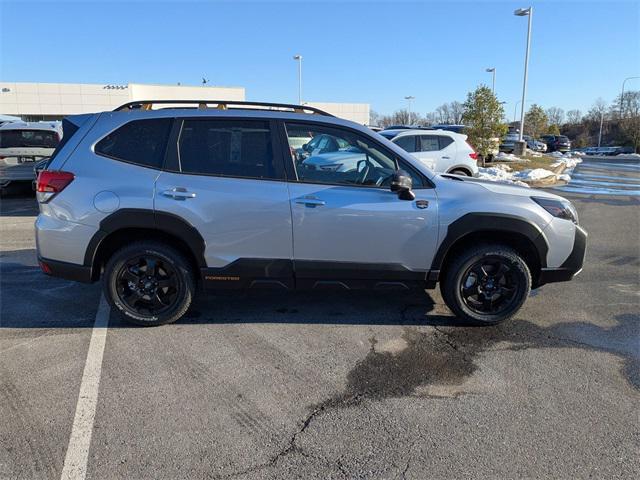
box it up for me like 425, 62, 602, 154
1, 158, 639, 479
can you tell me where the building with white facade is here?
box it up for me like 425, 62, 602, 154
0, 82, 370, 124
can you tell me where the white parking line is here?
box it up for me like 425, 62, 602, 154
60, 295, 110, 480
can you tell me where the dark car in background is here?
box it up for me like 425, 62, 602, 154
541, 134, 571, 152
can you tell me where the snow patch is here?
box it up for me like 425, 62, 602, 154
495, 152, 526, 162
514, 168, 556, 181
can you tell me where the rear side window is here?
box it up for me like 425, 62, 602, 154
178, 119, 276, 179
95, 118, 172, 169
394, 135, 417, 152
438, 136, 454, 149
419, 136, 440, 152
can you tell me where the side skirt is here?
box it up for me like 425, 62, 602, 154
201, 259, 436, 291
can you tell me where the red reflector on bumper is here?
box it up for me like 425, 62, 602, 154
39, 261, 52, 274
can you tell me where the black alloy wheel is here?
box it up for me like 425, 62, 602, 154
116, 254, 179, 316
440, 244, 531, 325
459, 256, 518, 315
104, 241, 195, 326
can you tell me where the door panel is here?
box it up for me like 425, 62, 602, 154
154, 117, 294, 289
155, 173, 293, 269
288, 183, 439, 274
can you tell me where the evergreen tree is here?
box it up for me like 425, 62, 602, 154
462, 86, 507, 164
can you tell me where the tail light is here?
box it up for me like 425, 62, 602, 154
36, 170, 74, 203
466, 141, 478, 161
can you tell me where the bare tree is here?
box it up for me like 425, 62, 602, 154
377, 109, 423, 128
369, 110, 381, 126
545, 107, 565, 126
433, 101, 464, 124
566, 109, 583, 124
616, 90, 640, 152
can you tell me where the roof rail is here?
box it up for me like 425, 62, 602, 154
113, 100, 334, 117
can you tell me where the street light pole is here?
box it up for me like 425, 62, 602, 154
598, 111, 605, 147
515, 7, 533, 152
620, 76, 640, 117
293, 55, 303, 104
404, 96, 415, 125
486, 68, 496, 94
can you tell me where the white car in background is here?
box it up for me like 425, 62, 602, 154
0, 121, 62, 189
379, 129, 479, 177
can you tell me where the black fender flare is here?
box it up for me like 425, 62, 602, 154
84, 208, 207, 269
430, 213, 549, 272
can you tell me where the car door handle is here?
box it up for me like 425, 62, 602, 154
162, 187, 196, 200
441, 156, 451, 159
295, 196, 326, 207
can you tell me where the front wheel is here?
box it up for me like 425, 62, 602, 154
103, 241, 195, 326
440, 245, 531, 325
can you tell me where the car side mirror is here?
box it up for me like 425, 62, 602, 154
302, 143, 309, 151
390, 170, 415, 201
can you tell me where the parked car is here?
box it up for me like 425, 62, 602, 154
541, 135, 571, 152
0, 121, 61, 190
378, 129, 478, 176
35, 100, 586, 327
585, 146, 635, 156
523, 135, 547, 152
499, 133, 520, 153
383, 125, 412, 130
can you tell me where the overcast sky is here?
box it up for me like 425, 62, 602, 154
1, 0, 639, 115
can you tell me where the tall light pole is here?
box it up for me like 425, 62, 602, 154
293, 55, 303, 105
621, 76, 640, 117
514, 6, 533, 154
485, 68, 496, 94
404, 95, 415, 125
598, 111, 605, 147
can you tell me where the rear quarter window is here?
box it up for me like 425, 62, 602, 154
95, 118, 172, 169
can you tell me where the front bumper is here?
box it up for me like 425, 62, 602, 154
537, 225, 587, 286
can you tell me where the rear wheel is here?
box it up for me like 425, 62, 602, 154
440, 244, 531, 325
103, 241, 195, 326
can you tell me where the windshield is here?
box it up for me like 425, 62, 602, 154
0, 129, 59, 148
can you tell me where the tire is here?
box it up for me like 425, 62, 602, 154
450, 168, 472, 177
103, 241, 195, 326
440, 244, 531, 325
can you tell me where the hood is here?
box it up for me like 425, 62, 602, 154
435, 174, 568, 201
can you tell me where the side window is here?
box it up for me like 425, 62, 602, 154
438, 136, 454, 150
178, 120, 277, 179
95, 118, 172, 168
393, 135, 417, 153
285, 123, 424, 188
419, 136, 440, 152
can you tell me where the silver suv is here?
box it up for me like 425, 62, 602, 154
35, 100, 587, 326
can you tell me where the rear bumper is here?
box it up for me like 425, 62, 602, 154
38, 256, 93, 283
537, 225, 587, 286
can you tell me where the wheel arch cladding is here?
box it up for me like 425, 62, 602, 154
85, 208, 206, 280
432, 213, 549, 284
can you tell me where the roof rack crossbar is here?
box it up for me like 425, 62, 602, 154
113, 100, 334, 117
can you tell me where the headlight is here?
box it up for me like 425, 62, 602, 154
532, 197, 578, 224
